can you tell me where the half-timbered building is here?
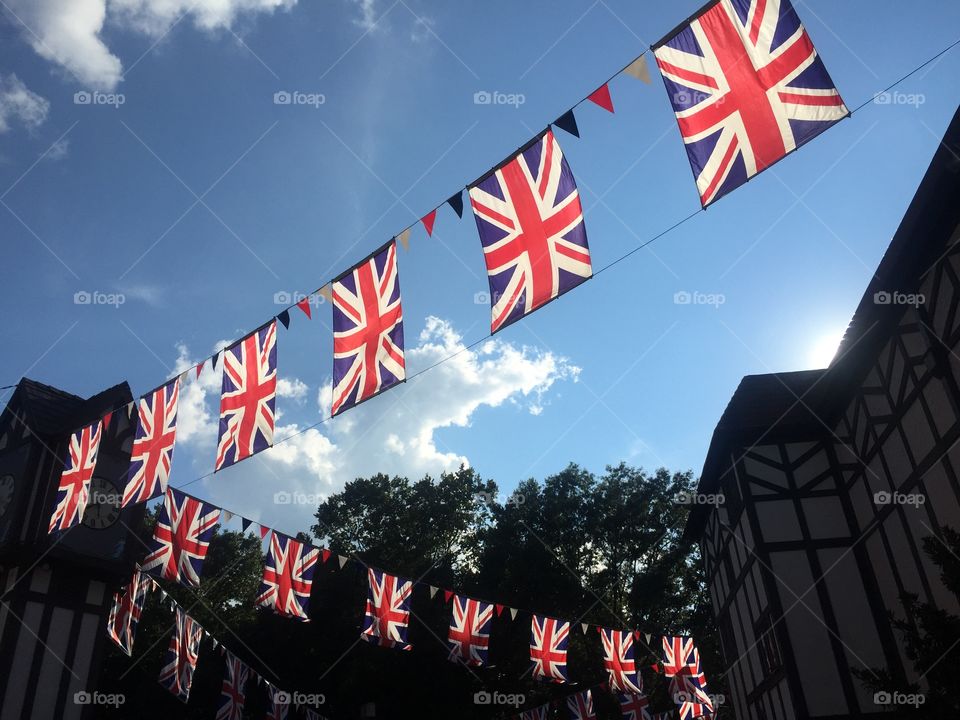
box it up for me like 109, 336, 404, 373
687, 107, 960, 719
0, 378, 144, 719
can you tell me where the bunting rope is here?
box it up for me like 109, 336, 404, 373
38, 35, 960, 455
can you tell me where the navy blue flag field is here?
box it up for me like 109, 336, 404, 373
215, 320, 278, 470
468, 129, 592, 333
654, 0, 847, 206
331, 241, 405, 416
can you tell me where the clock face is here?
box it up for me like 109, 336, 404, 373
0, 475, 13, 518
82, 476, 122, 530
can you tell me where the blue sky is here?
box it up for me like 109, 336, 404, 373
2, 0, 959, 531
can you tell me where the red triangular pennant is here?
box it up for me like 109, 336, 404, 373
443, 589, 453, 603
259, 525, 270, 540
587, 83, 614, 113
495, 603, 504, 616
321, 549, 331, 564
421, 209, 437, 236
102, 411, 113, 429
195, 360, 204, 378
295, 297, 312, 319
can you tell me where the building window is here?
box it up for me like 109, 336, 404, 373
755, 611, 783, 677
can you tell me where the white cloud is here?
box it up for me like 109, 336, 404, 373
277, 377, 308, 403
108, 0, 297, 37
169, 317, 580, 528
350, 0, 380, 32
6, 0, 123, 90
43, 137, 70, 160
0, 74, 50, 133
5, 0, 297, 91
119, 283, 164, 306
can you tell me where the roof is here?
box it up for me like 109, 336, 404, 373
686, 104, 960, 541
5, 377, 132, 437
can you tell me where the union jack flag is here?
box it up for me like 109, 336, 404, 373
601, 627, 643, 693
521, 705, 549, 720
121, 379, 179, 507
447, 594, 494, 666
662, 636, 713, 719
361, 569, 413, 650
469, 129, 591, 333
142, 487, 221, 587
48, 420, 103, 532
654, 0, 847, 206
331, 241, 405, 416
216, 651, 250, 720
266, 690, 290, 720
530, 614, 569, 682
618, 692, 653, 720
567, 689, 597, 720
671, 672, 714, 720
257, 531, 319, 620
158, 608, 203, 703
662, 636, 701, 677
106, 569, 152, 656
215, 321, 278, 470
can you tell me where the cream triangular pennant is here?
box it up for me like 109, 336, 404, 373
318, 283, 333, 303
623, 55, 651, 84
509, 608, 518, 620
222, 510, 234, 523
644, 632, 652, 645
429, 585, 439, 599
397, 227, 412, 252
338, 555, 349, 569
581, 623, 589, 634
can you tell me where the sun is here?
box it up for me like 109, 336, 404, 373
807, 328, 847, 369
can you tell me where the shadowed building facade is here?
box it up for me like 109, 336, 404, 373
687, 106, 960, 719
0, 379, 143, 720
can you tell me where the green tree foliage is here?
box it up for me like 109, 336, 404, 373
99, 463, 726, 719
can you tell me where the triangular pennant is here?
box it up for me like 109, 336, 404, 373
195, 360, 204, 379
259, 525, 270, 541
337, 555, 349, 569
429, 585, 439, 599
623, 54, 651, 84
446, 190, 464, 218
321, 549, 331, 564
127, 401, 137, 419
509, 607, 518, 620
295, 297, 312, 320
211, 637, 218, 649
634, 630, 641, 640
318, 283, 333, 303
495, 603, 504, 616
102, 411, 113, 429
644, 632, 652, 645
581, 623, 589, 634
587, 83, 614, 113
159, 589, 168, 603
241, 517, 253, 533
421, 209, 437, 237
178, 370, 189, 387
212, 352, 220, 370
553, 109, 580, 138
443, 589, 453, 603
221, 510, 233, 523
277, 309, 291, 329
397, 227, 412, 252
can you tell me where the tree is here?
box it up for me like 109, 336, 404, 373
100, 462, 725, 718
